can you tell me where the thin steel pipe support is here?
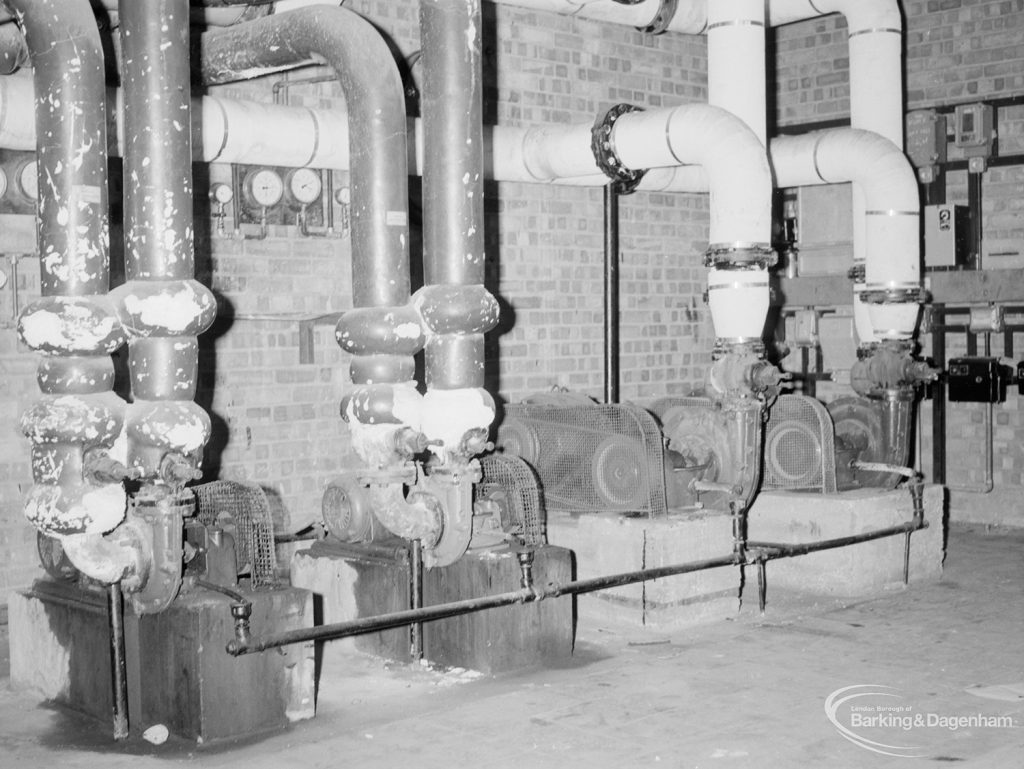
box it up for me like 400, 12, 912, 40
107, 583, 129, 741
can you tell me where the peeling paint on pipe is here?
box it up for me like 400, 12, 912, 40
115, 0, 215, 478
6, 0, 129, 550
201, 7, 425, 458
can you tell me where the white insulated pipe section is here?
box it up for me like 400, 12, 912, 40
705, 0, 770, 344
0, 80, 351, 168
485, 0, 708, 34
772, 128, 920, 341
707, 0, 767, 146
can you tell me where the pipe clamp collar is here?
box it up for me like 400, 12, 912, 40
591, 103, 647, 194
704, 243, 776, 269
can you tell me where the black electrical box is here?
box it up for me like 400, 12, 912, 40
947, 357, 1006, 403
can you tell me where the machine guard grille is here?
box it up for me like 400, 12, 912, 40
477, 454, 546, 545
763, 394, 838, 493
497, 402, 667, 516
192, 480, 278, 588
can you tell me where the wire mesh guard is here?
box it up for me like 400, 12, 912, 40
762, 394, 838, 493
496, 402, 668, 516
192, 480, 278, 588
477, 454, 546, 545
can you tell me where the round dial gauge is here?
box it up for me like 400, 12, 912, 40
287, 168, 322, 205
18, 160, 37, 201
243, 168, 284, 207
210, 182, 233, 204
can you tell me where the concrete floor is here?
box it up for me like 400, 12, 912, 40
1, 522, 1022, 768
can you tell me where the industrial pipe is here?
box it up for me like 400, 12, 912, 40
201, 8, 424, 453
770, 129, 922, 342
415, 0, 499, 462
226, 551, 744, 655
111, 0, 216, 486
199, 7, 444, 557
7, 0, 131, 568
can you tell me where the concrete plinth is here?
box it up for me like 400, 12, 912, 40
546, 510, 740, 631
291, 543, 575, 675
8, 580, 315, 743
747, 484, 946, 596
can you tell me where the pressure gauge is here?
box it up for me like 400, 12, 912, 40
17, 160, 37, 201
286, 167, 322, 205
210, 182, 233, 205
242, 168, 284, 208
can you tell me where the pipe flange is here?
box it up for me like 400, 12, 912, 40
591, 103, 647, 194
639, 0, 679, 35
704, 244, 776, 269
858, 286, 929, 305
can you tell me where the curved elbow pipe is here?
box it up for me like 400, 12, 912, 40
770, 0, 903, 146
200, 6, 424, 441
772, 128, 922, 340
201, 7, 411, 311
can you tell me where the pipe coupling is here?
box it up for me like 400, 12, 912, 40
704, 243, 776, 269
858, 285, 930, 305
18, 295, 126, 356
591, 103, 646, 194
639, 0, 679, 34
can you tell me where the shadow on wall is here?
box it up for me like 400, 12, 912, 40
192, 160, 233, 483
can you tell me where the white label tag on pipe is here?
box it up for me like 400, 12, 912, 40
74, 185, 103, 205
385, 211, 408, 227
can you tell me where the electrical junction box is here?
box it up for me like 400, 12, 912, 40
954, 103, 995, 156
947, 357, 1006, 403
906, 110, 947, 182
924, 204, 970, 269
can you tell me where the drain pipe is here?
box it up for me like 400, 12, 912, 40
200, 7, 442, 554
6, 0, 138, 582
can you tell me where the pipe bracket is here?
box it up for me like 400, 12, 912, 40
591, 103, 647, 194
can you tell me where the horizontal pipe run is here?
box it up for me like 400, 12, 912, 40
226, 552, 743, 655
748, 520, 927, 560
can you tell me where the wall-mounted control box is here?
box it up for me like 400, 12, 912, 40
924, 204, 970, 270
947, 357, 1006, 403
953, 103, 995, 171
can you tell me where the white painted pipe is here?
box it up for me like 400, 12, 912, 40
0, 80, 353, 167
771, 128, 921, 341
708, 0, 767, 146
485, 0, 708, 34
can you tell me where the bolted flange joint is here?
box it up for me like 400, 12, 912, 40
591, 103, 647, 194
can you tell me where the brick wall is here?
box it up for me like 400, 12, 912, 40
1, 1, 712, 591
775, 0, 1024, 515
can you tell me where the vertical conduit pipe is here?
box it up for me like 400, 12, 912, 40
415, 0, 499, 458
111, 0, 216, 485
8, 0, 130, 554
603, 183, 620, 404
201, 9, 426, 467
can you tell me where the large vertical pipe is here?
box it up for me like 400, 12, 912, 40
416, 0, 499, 458
9, 0, 129, 541
112, 0, 216, 484
201, 9, 425, 456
